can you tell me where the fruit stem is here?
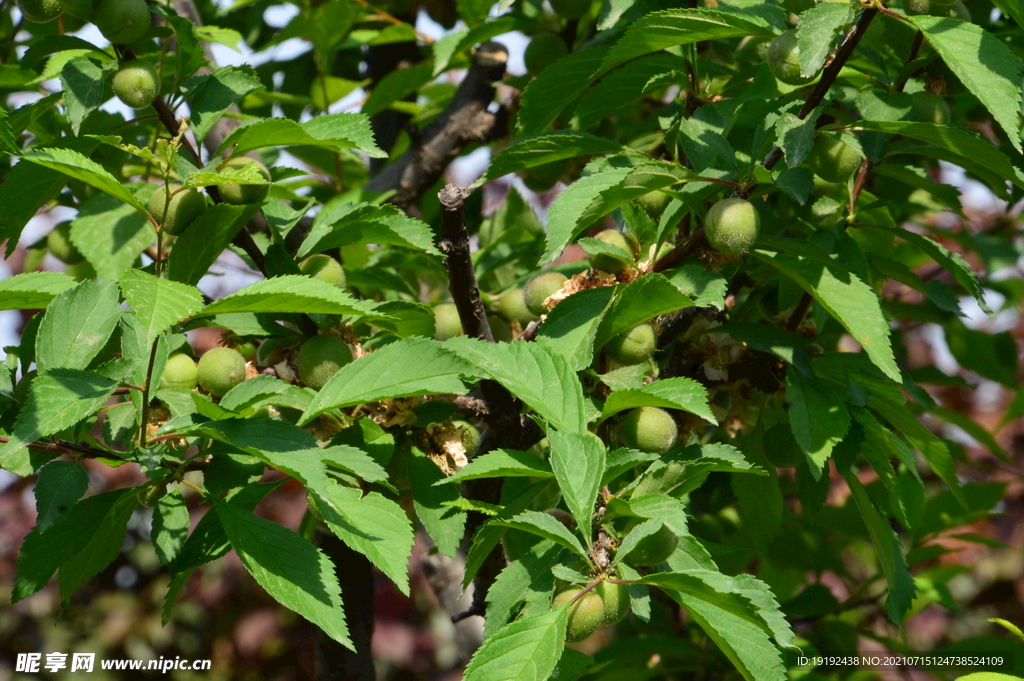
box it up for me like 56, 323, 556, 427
570, 579, 603, 606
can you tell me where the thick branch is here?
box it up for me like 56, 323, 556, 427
438, 184, 493, 342
365, 42, 508, 209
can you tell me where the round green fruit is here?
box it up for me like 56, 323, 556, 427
902, 0, 931, 13
636, 191, 671, 220
605, 322, 656, 366
588, 229, 638, 274
623, 521, 679, 566
705, 197, 761, 254
94, 0, 151, 45
297, 335, 353, 390
521, 158, 567, 193
523, 271, 567, 317
147, 183, 206, 235
197, 346, 247, 397
767, 29, 817, 85
112, 59, 159, 108
550, 0, 590, 19
619, 406, 678, 454
433, 303, 464, 340
912, 90, 951, 125
161, 353, 198, 390
453, 420, 481, 456
552, 587, 605, 642
808, 135, 863, 183
216, 157, 271, 205
488, 314, 512, 342
235, 340, 258, 359
763, 423, 805, 468
524, 33, 569, 75
65, 260, 97, 281
47, 222, 84, 264
544, 508, 576, 530
299, 253, 346, 288
15, 0, 62, 23
595, 581, 630, 625
497, 287, 539, 325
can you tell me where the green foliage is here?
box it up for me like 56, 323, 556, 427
2, 0, 1020, 677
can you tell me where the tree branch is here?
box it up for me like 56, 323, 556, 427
438, 184, 493, 342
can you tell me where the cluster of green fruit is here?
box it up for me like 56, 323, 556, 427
146, 158, 272, 235
553, 581, 629, 642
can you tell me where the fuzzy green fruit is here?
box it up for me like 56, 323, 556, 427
767, 29, 817, 85
550, 0, 590, 19
299, 253, 346, 288
433, 303, 464, 340
521, 158, 567, 193
705, 198, 760, 254
94, 0, 151, 45
197, 346, 247, 397
624, 521, 679, 566
497, 287, 539, 325
452, 420, 481, 456
524, 271, 567, 316
763, 423, 805, 468
912, 91, 951, 125
112, 59, 159, 108
588, 229, 638, 274
148, 183, 206, 235
15, 0, 62, 22
619, 406, 678, 453
808, 135, 863, 183
216, 157, 271, 205
636, 191, 671, 220
524, 32, 568, 74
47, 222, 84, 264
552, 587, 605, 642
161, 353, 198, 390
605, 322, 656, 366
296, 335, 352, 390
488, 314, 512, 342
235, 340, 258, 359
595, 581, 630, 625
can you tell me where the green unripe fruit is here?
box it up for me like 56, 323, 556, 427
296, 335, 353, 390
636, 191, 671, 220
902, 0, 931, 13
552, 587, 605, 642
453, 420, 481, 456
94, 0, 151, 45
619, 406, 678, 454
235, 340, 258, 359
197, 346, 247, 397
912, 90, 951, 125
147, 183, 206, 235
298, 253, 346, 288
15, 0, 62, 23
808, 135, 864, 183
763, 424, 805, 468
550, 0, 590, 19
767, 29, 817, 85
521, 158, 567, 193
524, 33, 569, 75
216, 157, 271, 205
544, 508, 576, 530
112, 59, 159, 108
523, 271, 567, 316
705, 198, 760, 254
433, 303, 464, 340
161, 353, 198, 390
588, 229, 638, 274
140, 482, 168, 507
65, 260, 97, 281
595, 581, 630, 625
498, 287, 539, 325
47, 222, 84, 264
488, 314, 512, 342
605, 322, 656, 366
623, 521, 679, 566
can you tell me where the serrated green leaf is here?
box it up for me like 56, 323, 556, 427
152, 489, 189, 566
476, 132, 625, 187
186, 66, 264, 142
796, 2, 850, 78
517, 46, 610, 137
299, 201, 439, 256
362, 59, 434, 116
593, 273, 694, 350
218, 113, 385, 158
197, 275, 380, 318
409, 447, 467, 558
495, 510, 588, 558
464, 481, 552, 588
59, 56, 113, 136
300, 337, 481, 424
34, 460, 89, 533
484, 541, 562, 638
753, 246, 900, 381
218, 374, 292, 413
535, 286, 616, 372
0, 271, 76, 310
885, 227, 987, 311
166, 204, 259, 286
21, 147, 148, 213
786, 366, 851, 478
216, 501, 352, 649
575, 53, 684, 130
600, 377, 715, 424
438, 448, 554, 484
463, 607, 567, 681
445, 338, 588, 433
69, 193, 158, 281
118, 269, 203, 344
59, 490, 138, 601
549, 431, 605, 538
911, 16, 1023, 153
